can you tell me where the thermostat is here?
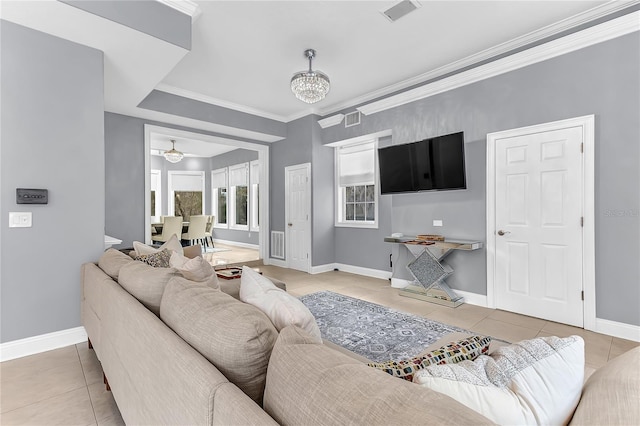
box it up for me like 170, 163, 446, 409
16, 188, 48, 205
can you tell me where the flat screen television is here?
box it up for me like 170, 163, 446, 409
378, 131, 466, 194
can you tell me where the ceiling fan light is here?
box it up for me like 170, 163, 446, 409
164, 140, 184, 163
291, 49, 330, 104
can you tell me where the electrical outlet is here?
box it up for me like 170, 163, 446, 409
433, 219, 443, 227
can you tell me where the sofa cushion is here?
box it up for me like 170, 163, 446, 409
160, 276, 278, 405
240, 267, 322, 343
413, 335, 584, 426
98, 248, 135, 280
570, 346, 640, 425
136, 249, 172, 268
169, 252, 219, 290
368, 335, 492, 381
117, 261, 178, 316
263, 326, 494, 425
133, 234, 183, 256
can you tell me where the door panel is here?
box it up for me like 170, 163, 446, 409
285, 164, 310, 272
495, 126, 583, 327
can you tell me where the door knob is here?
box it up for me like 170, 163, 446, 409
497, 230, 511, 236
288, 223, 293, 227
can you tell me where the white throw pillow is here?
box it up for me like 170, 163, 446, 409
413, 335, 585, 426
169, 252, 219, 290
133, 234, 183, 257
240, 266, 322, 343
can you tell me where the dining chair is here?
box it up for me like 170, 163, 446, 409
181, 215, 208, 247
204, 215, 215, 248
152, 216, 183, 244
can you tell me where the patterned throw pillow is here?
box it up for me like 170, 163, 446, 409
367, 335, 491, 381
136, 249, 172, 268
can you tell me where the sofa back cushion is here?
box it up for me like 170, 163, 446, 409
160, 277, 278, 405
118, 261, 178, 316
98, 248, 135, 280
263, 326, 494, 425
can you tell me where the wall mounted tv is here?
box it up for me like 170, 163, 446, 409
378, 131, 466, 194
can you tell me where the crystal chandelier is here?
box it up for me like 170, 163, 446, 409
290, 49, 330, 104
163, 139, 184, 163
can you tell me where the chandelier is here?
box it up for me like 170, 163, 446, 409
290, 49, 330, 104
163, 139, 184, 163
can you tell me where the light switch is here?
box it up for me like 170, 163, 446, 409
433, 219, 443, 227
9, 212, 32, 228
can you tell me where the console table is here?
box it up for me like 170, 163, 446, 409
384, 236, 483, 308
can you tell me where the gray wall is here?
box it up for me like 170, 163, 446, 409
320, 33, 640, 326
1, 21, 105, 342
105, 112, 266, 248
270, 116, 313, 237
61, 0, 191, 49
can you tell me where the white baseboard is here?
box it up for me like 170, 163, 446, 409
213, 238, 259, 250
310, 263, 337, 274
266, 258, 287, 268
0, 326, 87, 362
334, 263, 392, 280
595, 318, 640, 342
456, 290, 488, 308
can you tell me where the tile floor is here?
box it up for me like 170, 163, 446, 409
1, 265, 637, 425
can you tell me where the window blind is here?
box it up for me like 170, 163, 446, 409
170, 173, 203, 191
229, 163, 248, 187
211, 169, 227, 188
338, 141, 375, 186
250, 161, 260, 185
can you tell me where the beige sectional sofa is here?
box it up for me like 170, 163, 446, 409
81, 249, 639, 425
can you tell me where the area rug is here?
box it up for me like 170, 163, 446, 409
299, 291, 470, 362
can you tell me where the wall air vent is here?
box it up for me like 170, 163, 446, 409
381, 0, 421, 23
344, 111, 361, 128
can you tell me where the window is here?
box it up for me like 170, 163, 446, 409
211, 168, 228, 228
335, 140, 378, 228
229, 163, 249, 230
250, 160, 260, 232
168, 171, 205, 222
150, 169, 161, 220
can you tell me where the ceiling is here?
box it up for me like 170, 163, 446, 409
3, 0, 634, 144
160, 0, 612, 122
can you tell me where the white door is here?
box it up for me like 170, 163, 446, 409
492, 125, 585, 327
285, 164, 311, 272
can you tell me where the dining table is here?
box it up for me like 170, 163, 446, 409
151, 221, 190, 235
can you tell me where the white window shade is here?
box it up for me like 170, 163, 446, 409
171, 173, 203, 191
250, 161, 260, 185
229, 163, 248, 187
338, 141, 375, 186
211, 169, 227, 188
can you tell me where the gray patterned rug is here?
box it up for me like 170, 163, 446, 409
299, 291, 469, 362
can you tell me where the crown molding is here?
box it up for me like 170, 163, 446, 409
318, 114, 345, 129
156, 0, 202, 21
317, 0, 640, 117
357, 10, 640, 116
154, 84, 292, 122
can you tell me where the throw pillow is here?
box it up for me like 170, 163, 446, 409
413, 335, 585, 426
169, 251, 219, 290
98, 248, 135, 280
136, 249, 172, 268
133, 234, 183, 257
240, 266, 322, 343
368, 335, 491, 381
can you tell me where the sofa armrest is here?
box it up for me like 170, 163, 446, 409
570, 346, 640, 425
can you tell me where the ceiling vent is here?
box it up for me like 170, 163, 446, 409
345, 111, 361, 128
381, 0, 421, 23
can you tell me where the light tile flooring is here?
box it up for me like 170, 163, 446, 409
2, 266, 638, 425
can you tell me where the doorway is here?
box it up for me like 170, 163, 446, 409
285, 163, 311, 273
486, 115, 595, 329
144, 125, 270, 262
